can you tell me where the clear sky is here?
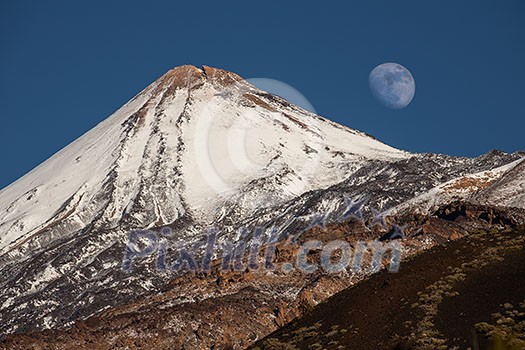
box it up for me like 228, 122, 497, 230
1, 1, 524, 189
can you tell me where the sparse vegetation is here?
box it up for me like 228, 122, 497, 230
405, 231, 525, 349
474, 300, 525, 350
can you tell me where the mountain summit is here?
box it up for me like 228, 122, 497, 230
0, 66, 524, 346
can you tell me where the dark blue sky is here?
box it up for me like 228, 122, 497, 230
1, 1, 524, 189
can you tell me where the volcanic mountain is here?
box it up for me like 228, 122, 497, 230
0, 65, 524, 349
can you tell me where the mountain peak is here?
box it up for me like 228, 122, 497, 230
202, 65, 245, 87
156, 65, 245, 93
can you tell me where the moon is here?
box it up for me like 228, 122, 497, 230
369, 63, 415, 109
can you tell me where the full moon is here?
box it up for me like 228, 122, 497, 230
369, 63, 415, 109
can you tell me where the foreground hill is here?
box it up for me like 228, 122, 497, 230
251, 227, 525, 350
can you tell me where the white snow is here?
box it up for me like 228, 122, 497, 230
0, 66, 408, 257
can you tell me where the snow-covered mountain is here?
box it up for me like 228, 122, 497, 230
0, 65, 523, 338
0, 65, 407, 257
